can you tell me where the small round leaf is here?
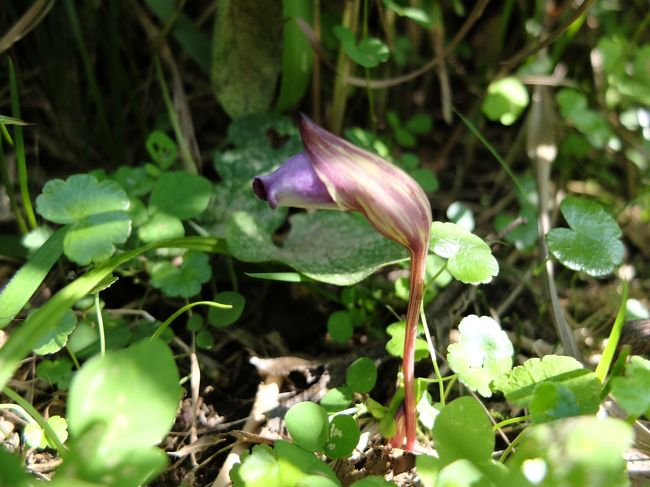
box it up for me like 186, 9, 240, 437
285, 402, 329, 452
323, 414, 360, 459
346, 357, 377, 394
207, 291, 245, 327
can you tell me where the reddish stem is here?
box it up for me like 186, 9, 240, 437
402, 248, 428, 451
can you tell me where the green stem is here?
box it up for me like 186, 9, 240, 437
152, 300, 231, 339
493, 415, 531, 431
95, 293, 106, 357
420, 306, 445, 406
3, 386, 68, 458
595, 279, 629, 382
154, 58, 197, 174
8, 58, 37, 230
0, 236, 227, 390
498, 427, 527, 463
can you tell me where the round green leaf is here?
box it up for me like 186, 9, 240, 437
432, 396, 494, 465
149, 251, 212, 298
327, 310, 353, 342
64, 211, 132, 265
321, 386, 353, 413
547, 197, 623, 277
323, 414, 360, 459
429, 222, 498, 284
36, 358, 73, 389
297, 475, 341, 487
285, 402, 329, 452
529, 382, 580, 424
36, 174, 130, 224
346, 357, 377, 394
112, 166, 155, 197
274, 439, 338, 484
149, 171, 212, 220
67, 339, 181, 453
610, 356, 650, 418
138, 212, 185, 243
238, 444, 280, 487
349, 476, 397, 487
207, 291, 245, 327
0, 449, 30, 487
482, 77, 530, 125
32, 309, 77, 355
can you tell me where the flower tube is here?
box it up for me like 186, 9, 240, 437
253, 115, 432, 450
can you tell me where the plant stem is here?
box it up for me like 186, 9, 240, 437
3, 386, 68, 458
420, 305, 445, 406
95, 292, 106, 357
402, 248, 427, 451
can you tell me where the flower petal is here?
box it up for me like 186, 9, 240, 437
299, 115, 431, 254
252, 153, 338, 210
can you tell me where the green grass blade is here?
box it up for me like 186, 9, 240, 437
595, 279, 629, 382
64, 0, 112, 155
453, 107, 526, 199
0, 132, 28, 234
0, 227, 66, 328
154, 58, 198, 174
8, 57, 37, 230
151, 300, 231, 339
0, 236, 227, 390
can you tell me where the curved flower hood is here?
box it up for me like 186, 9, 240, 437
252, 115, 432, 451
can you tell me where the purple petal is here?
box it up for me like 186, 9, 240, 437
252, 153, 338, 210
298, 114, 431, 255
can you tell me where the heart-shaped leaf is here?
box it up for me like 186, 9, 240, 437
547, 197, 623, 276
610, 355, 650, 418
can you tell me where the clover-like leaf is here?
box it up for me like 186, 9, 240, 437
429, 222, 498, 284
149, 251, 212, 298
23, 415, 68, 450
145, 131, 178, 169
482, 77, 530, 126
547, 197, 623, 277
494, 355, 600, 414
333, 25, 389, 68
610, 355, 650, 418
32, 308, 77, 355
148, 171, 212, 220
447, 315, 513, 397
385, 321, 429, 361
36, 358, 73, 390
346, 357, 377, 394
35, 174, 132, 264
36, 174, 129, 224
63, 211, 131, 265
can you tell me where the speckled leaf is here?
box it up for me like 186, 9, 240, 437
226, 211, 406, 286
211, 0, 282, 118
211, 115, 301, 237
547, 197, 623, 277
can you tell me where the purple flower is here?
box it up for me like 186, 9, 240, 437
253, 115, 432, 451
